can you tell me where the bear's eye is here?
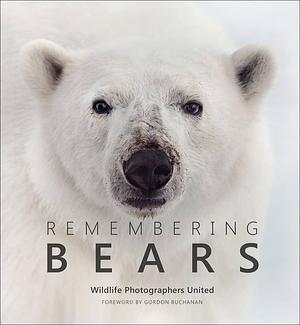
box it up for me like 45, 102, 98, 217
183, 101, 203, 116
92, 100, 112, 114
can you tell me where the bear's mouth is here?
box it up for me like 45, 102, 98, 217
124, 197, 166, 210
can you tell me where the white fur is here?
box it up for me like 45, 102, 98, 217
2, 2, 275, 323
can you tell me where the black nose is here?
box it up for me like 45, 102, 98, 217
123, 149, 173, 192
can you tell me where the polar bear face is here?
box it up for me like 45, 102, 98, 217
22, 40, 275, 218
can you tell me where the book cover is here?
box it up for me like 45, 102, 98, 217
1, 1, 299, 324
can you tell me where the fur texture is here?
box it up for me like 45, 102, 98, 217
2, 2, 275, 323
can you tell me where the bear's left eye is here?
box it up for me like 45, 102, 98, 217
92, 100, 112, 114
183, 101, 203, 116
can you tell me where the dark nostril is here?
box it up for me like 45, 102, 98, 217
123, 149, 173, 192
154, 165, 171, 177
132, 166, 148, 176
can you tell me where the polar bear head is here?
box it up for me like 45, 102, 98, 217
21, 39, 275, 218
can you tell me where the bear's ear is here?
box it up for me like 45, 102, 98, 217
21, 39, 74, 98
232, 46, 276, 102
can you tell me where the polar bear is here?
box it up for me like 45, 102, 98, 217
2, 2, 275, 324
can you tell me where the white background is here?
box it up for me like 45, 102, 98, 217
200, 1, 299, 323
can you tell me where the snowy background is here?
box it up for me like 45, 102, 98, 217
199, 1, 298, 323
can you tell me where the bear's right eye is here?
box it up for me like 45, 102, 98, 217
92, 100, 112, 114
